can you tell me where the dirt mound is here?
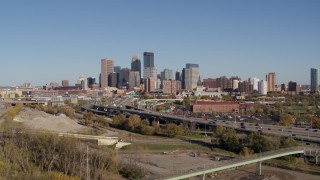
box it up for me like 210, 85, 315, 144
14, 108, 85, 133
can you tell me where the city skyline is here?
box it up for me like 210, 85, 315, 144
0, 0, 319, 86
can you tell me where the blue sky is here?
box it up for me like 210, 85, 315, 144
0, 0, 319, 86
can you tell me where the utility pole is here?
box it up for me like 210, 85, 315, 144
234, 109, 237, 128
86, 145, 90, 180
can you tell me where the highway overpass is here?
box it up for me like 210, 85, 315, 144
82, 105, 320, 143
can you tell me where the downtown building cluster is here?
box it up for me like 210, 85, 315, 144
95, 52, 319, 97
1, 52, 319, 101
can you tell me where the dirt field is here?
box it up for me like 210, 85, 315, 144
13, 108, 86, 133
204, 164, 320, 180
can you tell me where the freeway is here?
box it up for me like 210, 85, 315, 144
83, 105, 320, 143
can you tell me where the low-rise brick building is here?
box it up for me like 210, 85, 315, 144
192, 101, 239, 113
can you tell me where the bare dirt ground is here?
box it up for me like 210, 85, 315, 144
202, 164, 320, 180
13, 108, 86, 133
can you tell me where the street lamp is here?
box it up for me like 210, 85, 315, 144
203, 114, 207, 136
233, 109, 238, 128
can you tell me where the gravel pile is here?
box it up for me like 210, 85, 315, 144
15, 108, 85, 133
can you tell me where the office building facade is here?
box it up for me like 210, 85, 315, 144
101, 58, 114, 89
62, 80, 69, 87
162, 80, 177, 95
311, 68, 319, 92
266, 72, 276, 92
131, 55, 141, 79
184, 64, 199, 91
258, 80, 268, 95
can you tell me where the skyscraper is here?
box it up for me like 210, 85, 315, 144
143, 52, 154, 68
311, 68, 319, 92
258, 80, 268, 95
266, 72, 276, 92
129, 71, 140, 88
175, 71, 181, 81
184, 63, 199, 91
101, 58, 114, 89
248, 77, 260, 91
119, 68, 130, 87
161, 69, 173, 81
143, 52, 157, 79
131, 55, 141, 80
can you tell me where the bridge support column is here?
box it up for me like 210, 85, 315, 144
256, 161, 262, 176
316, 156, 318, 164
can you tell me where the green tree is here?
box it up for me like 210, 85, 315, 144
125, 114, 141, 131
255, 108, 264, 115
165, 123, 183, 137
214, 125, 226, 138
222, 95, 233, 101
112, 114, 126, 127
279, 113, 295, 126
280, 138, 298, 148
219, 128, 241, 152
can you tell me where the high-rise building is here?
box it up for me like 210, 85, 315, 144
184, 64, 199, 91
119, 68, 130, 87
182, 68, 186, 89
258, 80, 268, 95
216, 76, 228, 91
144, 78, 155, 93
238, 81, 253, 94
62, 80, 69, 87
143, 52, 157, 79
108, 72, 118, 87
87, 77, 96, 88
78, 75, 88, 90
143, 67, 157, 79
131, 55, 141, 80
266, 72, 276, 92
311, 68, 319, 92
161, 69, 173, 81
101, 58, 114, 89
143, 52, 154, 68
162, 80, 177, 95
129, 71, 140, 88
175, 71, 181, 81
248, 77, 260, 91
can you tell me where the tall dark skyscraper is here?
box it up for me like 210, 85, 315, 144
87, 77, 96, 88
182, 68, 186, 89
311, 68, 318, 92
131, 55, 141, 79
143, 52, 154, 68
175, 71, 181, 81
